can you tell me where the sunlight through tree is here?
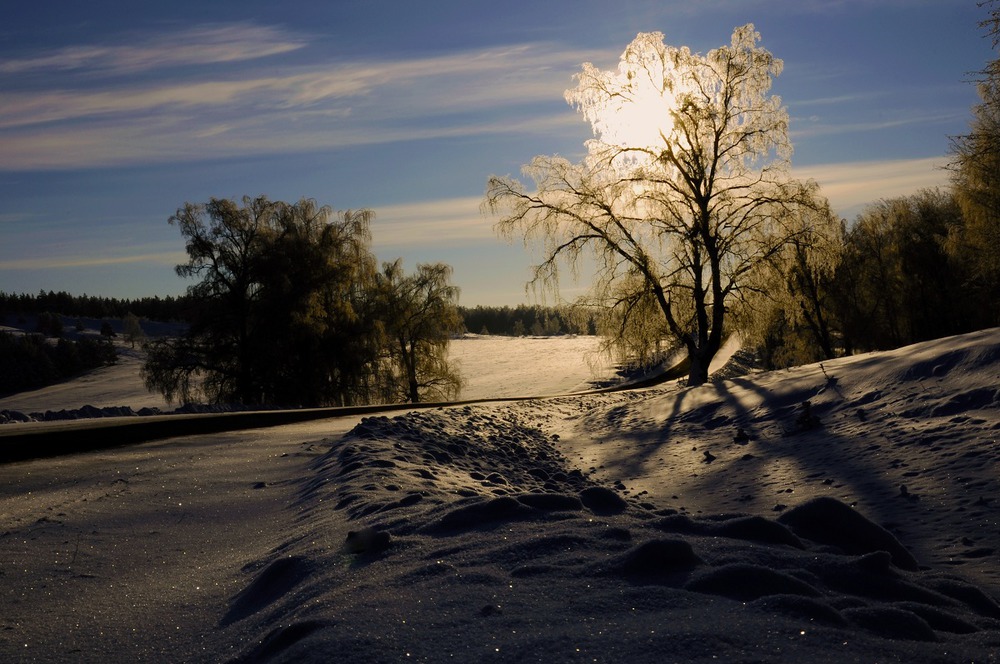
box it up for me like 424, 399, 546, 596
486, 25, 820, 384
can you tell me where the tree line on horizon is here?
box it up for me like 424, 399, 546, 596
0, 291, 593, 338
0, 290, 188, 323
458, 304, 598, 337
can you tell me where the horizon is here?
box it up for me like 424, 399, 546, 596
0, 1, 991, 306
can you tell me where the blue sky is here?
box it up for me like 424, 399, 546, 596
0, 0, 992, 306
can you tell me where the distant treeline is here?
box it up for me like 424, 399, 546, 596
458, 304, 598, 337
0, 331, 117, 397
0, 290, 189, 323
0, 291, 596, 339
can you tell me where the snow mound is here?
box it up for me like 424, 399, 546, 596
219, 374, 1000, 662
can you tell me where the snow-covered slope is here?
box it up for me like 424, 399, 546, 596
1, 330, 998, 662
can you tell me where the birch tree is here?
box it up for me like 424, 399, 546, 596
485, 25, 817, 384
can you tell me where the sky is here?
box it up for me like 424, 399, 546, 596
0, 0, 994, 307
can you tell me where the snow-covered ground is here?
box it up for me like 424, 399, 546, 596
1, 330, 999, 662
449, 334, 616, 399
0, 334, 616, 414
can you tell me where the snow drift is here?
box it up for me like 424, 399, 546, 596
1, 330, 999, 662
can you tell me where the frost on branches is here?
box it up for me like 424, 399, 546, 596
486, 25, 824, 385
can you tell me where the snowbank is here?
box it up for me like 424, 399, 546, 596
1, 329, 998, 662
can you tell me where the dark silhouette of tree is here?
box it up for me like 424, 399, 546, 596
832, 190, 966, 352
375, 260, 463, 403
143, 196, 383, 407
248, 198, 383, 406
35, 312, 64, 338
123, 312, 144, 349
143, 196, 465, 408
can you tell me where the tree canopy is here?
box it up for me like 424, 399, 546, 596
142, 196, 462, 407
949, 0, 1000, 324
486, 25, 818, 384
376, 260, 464, 403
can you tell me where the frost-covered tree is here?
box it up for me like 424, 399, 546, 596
486, 25, 817, 385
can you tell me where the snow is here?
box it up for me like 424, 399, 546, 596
0, 335, 613, 415
449, 334, 614, 399
1, 330, 1000, 662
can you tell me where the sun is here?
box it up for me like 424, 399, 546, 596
580, 62, 680, 169
610, 77, 677, 149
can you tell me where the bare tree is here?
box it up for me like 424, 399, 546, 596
486, 25, 817, 384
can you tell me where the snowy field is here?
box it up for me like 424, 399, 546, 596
1, 330, 1000, 661
0, 334, 616, 414
449, 334, 616, 399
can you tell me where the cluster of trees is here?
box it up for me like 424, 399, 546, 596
11, 14, 1000, 402
0, 332, 117, 397
486, 22, 1000, 381
747, 5, 1000, 369
458, 304, 597, 337
142, 196, 462, 407
746, 189, 996, 369
950, 1, 1000, 326
0, 290, 188, 322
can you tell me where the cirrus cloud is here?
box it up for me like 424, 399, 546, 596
0, 23, 307, 76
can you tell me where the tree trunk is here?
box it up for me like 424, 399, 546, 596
405, 340, 420, 403
687, 351, 709, 386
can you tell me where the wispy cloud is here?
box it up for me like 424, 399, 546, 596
0, 156, 952, 275
794, 156, 952, 219
371, 197, 495, 250
0, 72, 372, 129
790, 111, 964, 141
788, 92, 884, 108
668, 0, 939, 16
0, 212, 36, 225
0, 24, 306, 75
0, 108, 582, 170
369, 156, 955, 251
0, 26, 595, 170
0, 250, 186, 271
